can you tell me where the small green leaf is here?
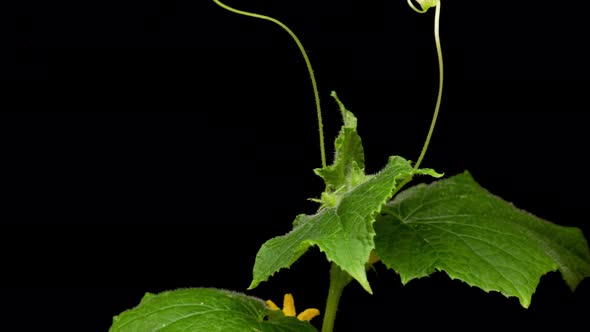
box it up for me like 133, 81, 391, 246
109, 288, 318, 332
374, 172, 590, 308
313, 92, 365, 193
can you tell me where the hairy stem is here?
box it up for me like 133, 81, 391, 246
414, 1, 443, 170
321, 263, 352, 332
212, 0, 327, 168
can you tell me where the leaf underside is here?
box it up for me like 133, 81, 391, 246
374, 172, 590, 308
109, 288, 318, 332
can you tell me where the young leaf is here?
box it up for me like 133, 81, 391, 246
313, 91, 365, 192
374, 172, 590, 308
250, 95, 441, 293
109, 288, 318, 332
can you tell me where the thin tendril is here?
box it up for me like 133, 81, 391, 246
212, 0, 327, 168
414, 1, 443, 170
407, 0, 428, 14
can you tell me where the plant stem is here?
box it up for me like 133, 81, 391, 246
321, 263, 352, 332
414, 1, 443, 170
211, 0, 326, 168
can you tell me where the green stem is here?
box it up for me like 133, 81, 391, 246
321, 263, 352, 332
212, 0, 327, 168
414, 1, 443, 170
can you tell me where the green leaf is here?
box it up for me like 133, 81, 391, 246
374, 171, 590, 308
251, 155, 440, 293
109, 288, 318, 332
313, 91, 365, 192
250, 95, 441, 293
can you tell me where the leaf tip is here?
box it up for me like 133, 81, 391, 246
353, 272, 373, 294
520, 298, 531, 309
248, 280, 259, 291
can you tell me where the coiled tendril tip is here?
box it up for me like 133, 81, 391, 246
408, 0, 439, 14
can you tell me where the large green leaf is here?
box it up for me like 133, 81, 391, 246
109, 288, 318, 332
249, 93, 440, 293
374, 172, 590, 308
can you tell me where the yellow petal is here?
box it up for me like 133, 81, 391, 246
297, 308, 320, 321
266, 300, 280, 310
282, 293, 296, 317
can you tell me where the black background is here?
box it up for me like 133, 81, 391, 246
2, 1, 589, 331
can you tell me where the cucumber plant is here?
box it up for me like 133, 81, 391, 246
109, 1, 590, 331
